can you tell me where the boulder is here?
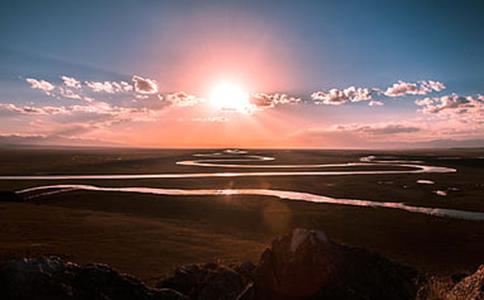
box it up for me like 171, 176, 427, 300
446, 265, 483, 300
0, 256, 187, 300
157, 262, 247, 300
255, 228, 345, 298
253, 228, 420, 300
1, 229, 480, 300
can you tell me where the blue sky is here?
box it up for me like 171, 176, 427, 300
0, 0, 483, 148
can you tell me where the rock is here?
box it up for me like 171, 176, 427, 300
417, 265, 484, 300
446, 265, 483, 300
157, 262, 247, 300
255, 228, 345, 298
253, 228, 420, 299
233, 261, 256, 282
1, 230, 480, 300
236, 282, 255, 300
339, 244, 420, 300
0, 256, 187, 300
0, 257, 73, 300
153, 288, 188, 300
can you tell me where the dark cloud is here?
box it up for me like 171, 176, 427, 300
132, 75, 158, 94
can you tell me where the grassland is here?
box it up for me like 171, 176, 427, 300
0, 147, 483, 284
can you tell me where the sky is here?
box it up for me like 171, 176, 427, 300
0, 0, 483, 148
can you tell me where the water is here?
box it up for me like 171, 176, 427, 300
7, 150, 484, 221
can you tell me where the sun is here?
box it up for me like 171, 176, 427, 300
209, 81, 252, 113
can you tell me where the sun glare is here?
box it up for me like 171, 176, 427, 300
209, 82, 252, 113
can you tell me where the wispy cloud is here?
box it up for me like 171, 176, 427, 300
192, 116, 229, 123
369, 100, 383, 106
0, 132, 121, 146
332, 123, 421, 135
0, 103, 68, 115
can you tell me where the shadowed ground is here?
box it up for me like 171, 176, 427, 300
0, 147, 483, 284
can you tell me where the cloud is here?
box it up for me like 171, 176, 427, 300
250, 93, 301, 109
421, 80, 446, 92
84, 81, 116, 93
289, 122, 430, 149
384, 80, 445, 97
192, 116, 229, 123
415, 94, 483, 115
83, 80, 133, 93
0, 133, 48, 145
331, 123, 421, 135
132, 75, 158, 94
408, 138, 484, 148
310, 80, 445, 106
25, 78, 55, 95
61, 76, 81, 89
166, 91, 203, 107
27, 75, 135, 101
0, 103, 68, 115
0, 98, 159, 129
311, 87, 373, 105
369, 100, 383, 106
415, 94, 484, 127
0, 132, 122, 147
58, 87, 83, 100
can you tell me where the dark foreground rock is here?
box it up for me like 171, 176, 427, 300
417, 265, 484, 300
157, 262, 251, 299
0, 257, 186, 300
253, 228, 420, 299
0, 228, 482, 300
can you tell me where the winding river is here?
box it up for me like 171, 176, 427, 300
4, 150, 484, 221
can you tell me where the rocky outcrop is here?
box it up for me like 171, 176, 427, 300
0, 229, 481, 300
254, 228, 419, 299
255, 229, 345, 298
157, 262, 250, 300
0, 257, 186, 300
446, 265, 484, 299
417, 265, 484, 300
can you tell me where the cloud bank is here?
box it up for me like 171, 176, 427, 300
311, 80, 446, 106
